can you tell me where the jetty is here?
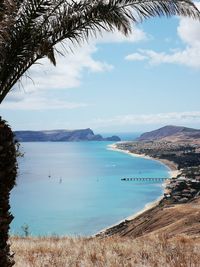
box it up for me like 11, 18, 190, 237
121, 177, 169, 182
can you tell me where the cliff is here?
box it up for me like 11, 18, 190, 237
14, 128, 121, 142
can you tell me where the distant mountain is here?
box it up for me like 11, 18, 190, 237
15, 128, 121, 142
137, 125, 200, 142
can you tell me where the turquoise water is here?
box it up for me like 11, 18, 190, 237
10, 141, 169, 236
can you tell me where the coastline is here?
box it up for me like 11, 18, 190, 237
96, 195, 163, 237
107, 143, 180, 178
96, 142, 180, 236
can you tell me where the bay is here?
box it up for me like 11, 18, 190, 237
10, 141, 169, 236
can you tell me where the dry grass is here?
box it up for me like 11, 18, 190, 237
10, 234, 200, 267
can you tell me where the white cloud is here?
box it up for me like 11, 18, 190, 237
2, 97, 88, 111
1, 91, 88, 110
25, 27, 147, 94
92, 111, 200, 127
125, 2, 200, 68
177, 14, 200, 46
125, 52, 148, 61
3, 27, 147, 110
97, 27, 147, 43
18, 43, 113, 93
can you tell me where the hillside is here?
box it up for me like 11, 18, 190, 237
138, 125, 200, 143
10, 234, 200, 267
14, 128, 121, 142
100, 196, 200, 239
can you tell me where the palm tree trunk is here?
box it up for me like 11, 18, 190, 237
0, 117, 17, 267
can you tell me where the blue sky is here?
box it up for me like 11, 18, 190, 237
1, 2, 200, 133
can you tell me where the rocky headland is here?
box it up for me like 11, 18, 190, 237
14, 128, 121, 142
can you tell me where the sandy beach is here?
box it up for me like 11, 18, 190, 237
96, 142, 180, 236
96, 195, 163, 236
107, 143, 180, 178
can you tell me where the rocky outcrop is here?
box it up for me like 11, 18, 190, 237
14, 129, 121, 142
104, 136, 121, 141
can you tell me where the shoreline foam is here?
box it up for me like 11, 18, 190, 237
96, 142, 180, 236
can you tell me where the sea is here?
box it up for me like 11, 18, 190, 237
10, 133, 170, 236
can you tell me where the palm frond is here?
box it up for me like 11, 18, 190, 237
122, 0, 200, 20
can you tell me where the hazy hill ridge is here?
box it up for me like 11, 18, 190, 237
14, 128, 121, 142
138, 125, 200, 142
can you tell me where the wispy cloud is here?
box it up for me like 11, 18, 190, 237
17, 43, 113, 93
125, 52, 148, 61
96, 27, 147, 44
125, 2, 200, 69
1, 91, 88, 110
92, 111, 200, 127
22, 27, 147, 93
3, 27, 147, 110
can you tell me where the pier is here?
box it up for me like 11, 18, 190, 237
121, 177, 169, 182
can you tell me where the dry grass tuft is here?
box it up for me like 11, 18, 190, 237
10, 234, 200, 267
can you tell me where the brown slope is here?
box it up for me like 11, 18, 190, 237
101, 197, 200, 239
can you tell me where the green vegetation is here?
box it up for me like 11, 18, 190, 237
21, 225, 30, 238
